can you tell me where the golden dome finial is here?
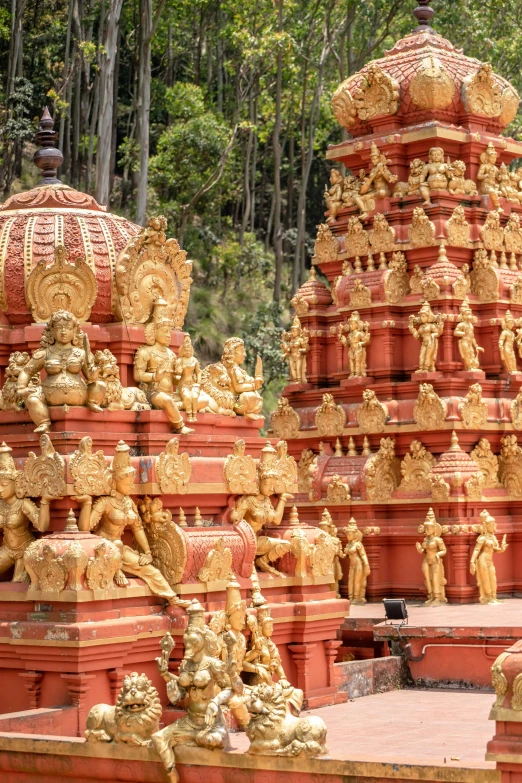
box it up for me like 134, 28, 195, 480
413, 0, 435, 30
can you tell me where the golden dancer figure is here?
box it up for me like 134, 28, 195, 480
75, 440, 188, 607
415, 508, 448, 606
409, 301, 446, 373
16, 309, 106, 433
343, 518, 370, 604
454, 299, 483, 371
470, 510, 508, 604
477, 142, 502, 211
499, 311, 518, 373
221, 337, 264, 420
175, 334, 208, 423
133, 299, 193, 434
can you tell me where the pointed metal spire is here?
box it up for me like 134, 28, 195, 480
33, 107, 63, 185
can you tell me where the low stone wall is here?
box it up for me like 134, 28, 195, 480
0, 707, 77, 736
334, 655, 410, 699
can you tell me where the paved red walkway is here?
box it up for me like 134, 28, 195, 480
349, 597, 522, 628
229, 690, 495, 769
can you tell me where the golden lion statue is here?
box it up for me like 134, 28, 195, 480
200, 362, 237, 416
245, 683, 328, 757
85, 672, 162, 746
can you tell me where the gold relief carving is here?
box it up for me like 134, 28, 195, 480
288, 525, 311, 578
94, 349, 149, 411
24, 541, 67, 592
138, 496, 187, 588
454, 300, 483, 371
86, 672, 162, 745
349, 279, 372, 309
353, 143, 398, 221
505, 214, 522, 254
471, 438, 500, 488
224, 439, 257, 495
410, 266, 424, 295
447, 161, 478, 197
281, 317, 310, 384
297, 449, 317, 494
420, 275, 440, 301
399, 439, 435, 493
477, 142, 502, 210
0, 351, 33, 411
429, 473, 450, 501
331, 76, 357, 128
365, 437, 400, 502
498, 163, 520, 203
62, 537, 89, 592
418, 147, 452, 204
409, 301, 446, 372
317, 509, 344, 596
368, 213, 395, 253
458, 383, 487, 428
274, 440, 297, 496
85, 539, 122, 591
326, 474, 350, 503
500, 84, 520, 126
356, 389, 388, 434
512, 673, 522, 711
384, 251, 409, 304
470, 510, 508, 604
465, 471, 485, 500
337, 311, 370, 377
511, 277, 522, 304
499, 435, 522, 498
270, 397, 301, 440
416, 508, 448, 606
344, 215, 369, 258
409, 55, 455, 110
413, 383, 447, 431
115, 215, 193, 327
408, 207, 435, 248
470, 248, 499, 303
310, 526, 338, 579
354, 63, 399, 122
343, 518, 371, 604
22, 434, 66, 497
393, 158, 425, 198
315, 393, 346, 436
446, 206, 470, 246
480, 211, 504, 251
314, 223, 339, 262
511, 389, 522, 430
452, 269, 471, 300
462, 63, 502, 118
197, 537, 234, 583
26, 245, 97, 323
156, 438, 191, 494
70, 436, 112, 496
491, 652, 510, 708
290, 292, 309, 317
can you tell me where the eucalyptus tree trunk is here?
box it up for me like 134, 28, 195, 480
272, 0, 284, 304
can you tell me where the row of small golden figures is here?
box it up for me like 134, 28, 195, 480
325, 141, 518, 224
0, 302, 265, 434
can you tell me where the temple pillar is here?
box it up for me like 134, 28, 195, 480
288, 643, 317, 697
18, 671, 43, 710
61, 673, 96, 734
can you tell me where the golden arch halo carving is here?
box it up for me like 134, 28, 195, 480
26, 245, 97, 322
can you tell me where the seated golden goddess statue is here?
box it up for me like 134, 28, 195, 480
221, 337, 264, 420
16, 309, 106, 433
133, 299, 193, 434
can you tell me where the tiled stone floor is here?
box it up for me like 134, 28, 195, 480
350, 597, 522, 628
229, 690, 495, 769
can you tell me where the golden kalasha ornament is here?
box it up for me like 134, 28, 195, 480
115, 215, 192, 327
85, 539, 122, 591
156, 437, 191, 494
353, 143, 398, 220
224, 438, 257, 495
364, 437, 400, 502
297, 449, 317, 495
197, 537, 234, 583
409, 55, 455, 111
413, 383, 447, 431
408, 207, 435, 248
270, 397, 301, 439
94, 349, 149, 411
470, 510, 508, 604
344, 215, 370, 257
409, 301, 446, 373
454, 300, 483, 371
480, 210, 504, 251
314, 223, 339, 261
175, 334, 205, 423
416, 508, 448, 606
70, 436, 112, 497
281, 317, 310, 384
133, 300, 194, 434
85, 672, 162, 745
477, 142, 502, 210
384, 251, 409, 305
315, 393, 346, 436
26, 244, 97, 323
368, 213, 396, 253
459, 383, 488, 429
356, 389, 388, 434
139, 496, 187, 589
337, 312, 370, 378
353, 63, 399, 122
326, 474, 351, 503
349, 278, 372, 309
75, 441, 187, 607
399, 439, 435, 493
462, 63, 502, 118
470, 248, 499, 303
343, 518, 371, 605
447, 163, 477, 196
499, 435, 522, 498
16, 309, 106, 434
0, 352, 33, 411
471, 438, 500, 488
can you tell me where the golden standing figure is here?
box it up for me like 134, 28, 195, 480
133, 299, 193, 434
470, 510, 508, 604
214, 579, 250, 729
0, 443, 61, 582
175, 334, 208, 423
16, 310, 106, 434
353, 142, 398, 220
221, 337, 264, 420
499, 311, 519, 373
419, 147, 450, 204
416, 508, 448, 606
477, 142, 502, 211
319, 509, 345, 598
74, 441, 188, 607
338, 312, 370, 378
281, 317, 310, 384
343, 518, 370, 605
324, 169, 344, 223
409, 301, 446, 373
454, 299, 483, 371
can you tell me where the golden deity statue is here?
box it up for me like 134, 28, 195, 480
338, 311, 370, 377
281, 317, 310, 384
0, 443, 60, 582
470, 510, 508, 604
409, 301, 446, 373
16, 309, 106, 433
133, 299, 193, 434
319, 509, 345, 598
415, 508, 448, 606
324, 169, 344, 223
343, 518, 370, 605
75, 440, 187, 607
175, 334, 208, 423
477, 142, 502, 211
151, 602, 240, 783
220, 337, 264, 420
454, 299, 483, 371
353, 142, 398, 220
499, 311, 519, 373
419, 147, 450, 204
